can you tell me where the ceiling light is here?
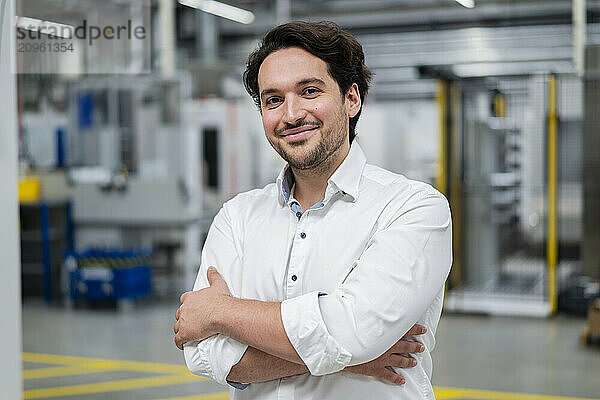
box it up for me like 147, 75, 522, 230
179, 0, 255, 24
454, 0, 475, 8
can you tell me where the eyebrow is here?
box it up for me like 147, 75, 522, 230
260, 78, 326, 102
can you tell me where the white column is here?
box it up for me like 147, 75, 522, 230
573, 0, 587, 76
159, 0, 176, 77
0, 0, 23, 398
182, 113, 203, 289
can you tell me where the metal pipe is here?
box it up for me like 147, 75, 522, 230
196, 11, 218, 62
436, 79, 448, 196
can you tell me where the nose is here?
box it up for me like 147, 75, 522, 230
282, 94, 307, 126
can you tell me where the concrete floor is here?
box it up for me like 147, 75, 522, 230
22, 299, 600, 400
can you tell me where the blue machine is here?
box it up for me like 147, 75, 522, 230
65, 248, 152, 302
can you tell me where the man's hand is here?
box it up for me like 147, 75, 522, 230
344, 324, 426, 385
174, 267, 231, 350
175, 267, 427, 386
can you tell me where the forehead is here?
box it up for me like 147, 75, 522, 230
257, 47, 334, 90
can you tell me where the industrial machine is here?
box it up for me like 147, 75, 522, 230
443, 74, 584, 316
65, 76, 272, 291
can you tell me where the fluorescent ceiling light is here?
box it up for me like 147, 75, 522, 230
15, 16, 74, 39
179, 0, 255, 24
455, 0, 475, 8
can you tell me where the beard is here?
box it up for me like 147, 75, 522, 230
268, 109, 348, 171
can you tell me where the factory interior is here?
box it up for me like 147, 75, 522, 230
1, 0, 600, 399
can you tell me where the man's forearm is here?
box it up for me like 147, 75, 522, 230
227, 346, 309, 383
216, 296, 303, 364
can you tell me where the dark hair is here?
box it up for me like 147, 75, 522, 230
243, 21, 373, 143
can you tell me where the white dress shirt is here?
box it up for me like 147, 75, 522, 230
184, 141, 452, 400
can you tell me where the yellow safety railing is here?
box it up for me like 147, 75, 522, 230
547, 75, 558, 315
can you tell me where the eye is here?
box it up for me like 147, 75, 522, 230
303, 87, 320, 96
265, 97, 282, 107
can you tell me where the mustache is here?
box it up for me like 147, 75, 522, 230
275, 120, 322, 136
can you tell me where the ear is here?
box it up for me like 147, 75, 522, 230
345, 83, 361, 118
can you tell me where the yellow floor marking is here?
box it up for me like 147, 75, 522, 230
435, 387, 466, 399
434, 386, 599, 400
83, 360, 196, 376
23, 352, 95, 365
22, 354, 597, 400
154, 393, 230, 400
23, 352, 194, 376
23, 365, 105, 380
23, 374, 201, 399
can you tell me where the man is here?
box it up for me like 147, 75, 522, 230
174, 21, 452, 399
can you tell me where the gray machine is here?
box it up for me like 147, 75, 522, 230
445, 74, 584, 316
67, 77, 205, 289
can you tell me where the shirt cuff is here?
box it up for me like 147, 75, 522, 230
184, 334, 249, 386
227, 380, 250, 390
281, 291, 352, 376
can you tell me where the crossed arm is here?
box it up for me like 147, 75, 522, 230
226, 331, 424, 385
175, 267, 427, 385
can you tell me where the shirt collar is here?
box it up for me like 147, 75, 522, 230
276, 141, 367, 206
276, 165, 294, 206
277, 166, 295, 205
327, 141, 366, 202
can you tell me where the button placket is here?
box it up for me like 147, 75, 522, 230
286, 215, 308, 297
277, 376, 294, 400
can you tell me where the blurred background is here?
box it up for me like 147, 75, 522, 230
1, 0, 600, 399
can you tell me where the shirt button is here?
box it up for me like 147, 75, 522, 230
300, 232, 306, 239
291, 274, 297, 281
296, 211, 302, 218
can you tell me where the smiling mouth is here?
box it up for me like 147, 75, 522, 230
280, 125, 319, 137
279, 126, 319, 143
